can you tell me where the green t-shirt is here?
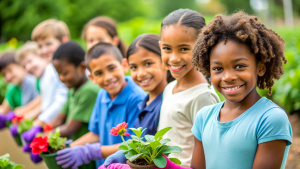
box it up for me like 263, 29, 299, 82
61, 79, 99, 140
5, 84, 21, 109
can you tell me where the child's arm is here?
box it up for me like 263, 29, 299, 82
70, 132, 99, 147
0, 100, 12, 114
56, 119, 84, 138
252, 140, 286, 169
14, 96, 41, 116
23, 104, 41, 120
191, 137, 206, 169
48, 113, 66, 128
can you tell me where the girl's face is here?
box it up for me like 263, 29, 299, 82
129, 47, 166, 92
20, 53, 48, 78
160, 25, 196, 80
85, 26, 116, 50
1, 64, 25, 85
53, 59, 85, 89
210, 40, 265, 103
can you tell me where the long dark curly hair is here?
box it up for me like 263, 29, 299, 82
192, 11, 287, 95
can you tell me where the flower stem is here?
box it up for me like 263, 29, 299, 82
121, 135, 129, 149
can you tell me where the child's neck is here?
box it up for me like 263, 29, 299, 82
173, 67, 207, 94
74, 76, 88, 91
220, 90, 262, 122
147, 80, 167, 106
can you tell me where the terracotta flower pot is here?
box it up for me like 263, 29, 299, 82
126, 160, 156, 169
40, 153, 71, 169
12, 134, 22, 146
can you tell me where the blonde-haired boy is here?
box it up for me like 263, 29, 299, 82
31, 19, 69, 61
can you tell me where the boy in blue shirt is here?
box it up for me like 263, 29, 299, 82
55, 42, 146, 169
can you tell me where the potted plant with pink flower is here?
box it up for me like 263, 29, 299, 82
30, 128, 69, 169
110, 122, 182, 169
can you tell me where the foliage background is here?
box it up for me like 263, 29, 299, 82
0, 0, 299, 113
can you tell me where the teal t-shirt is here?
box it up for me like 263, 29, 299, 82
192, 97, 292, 169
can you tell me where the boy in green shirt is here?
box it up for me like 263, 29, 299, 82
49, 41, 99, 169
0, 51, 38, 128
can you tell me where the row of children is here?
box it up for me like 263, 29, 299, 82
0, 8, 292, 169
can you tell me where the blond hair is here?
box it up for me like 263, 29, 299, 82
31, 19, 70, 41
15, 41, 39, 63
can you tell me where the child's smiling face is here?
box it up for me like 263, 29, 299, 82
128, 47, 166, 93
210, 40, 265, 103
36, 36, 61, 61
160, 25, 196, 80
53, 59, 85, 89
20, 53, 48, 78
88, 53, 127, 100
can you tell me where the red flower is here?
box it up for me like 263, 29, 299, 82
30, 136, 49, 155
12, 116, 24, 125
43, 123, 53, 132
110, 122, 130, 137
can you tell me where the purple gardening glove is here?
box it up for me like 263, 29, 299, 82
56, 142, 103, 169
23, 143, 31, 152
21, 125, 43, 143
98, 163, 131, 169
104, 150, 126, 167
30, 151, 43, 164
4, 111, 15, 122
154, 155, 191, 169
0, 114, 6, 129
9, 125, 19, 137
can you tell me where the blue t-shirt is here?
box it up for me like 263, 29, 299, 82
192, 97, 292, 169
88, 76, 146, 167
135, 92, 163, 137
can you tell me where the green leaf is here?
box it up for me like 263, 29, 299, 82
119, 145, 129, 150
169, 158, 181, 165
145, 135, 155, 142
129, 153, 143, 162
150, 141, 161, 152
153, 155, 167, 168
160, 138, 171, 145
131, 135, 139, 141
125, 149, 138, 160
159, 146, 182, 155
154, 127, 172, 140
129, 127, 142, 138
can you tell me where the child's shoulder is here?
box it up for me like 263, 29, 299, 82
195, 102, 224, 120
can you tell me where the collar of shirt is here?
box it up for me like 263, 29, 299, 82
101, 76, 135, 105
138, 91, 163, 114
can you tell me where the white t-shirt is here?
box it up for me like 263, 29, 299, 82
38, 64, 68, 122
158, 81, 220, 167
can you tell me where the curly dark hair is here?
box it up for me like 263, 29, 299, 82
192, 11, 287, 95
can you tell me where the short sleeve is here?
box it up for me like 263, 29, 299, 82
257, 107, 292, 145
70, 89, 98, 123
60, 92, 70, 115
190, 91, 219, 123
5, 84, 21, 109
88, 91, 102, 135
191, 107, 207, 142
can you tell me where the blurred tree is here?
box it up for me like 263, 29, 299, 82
218, 0, 253, 14
153, 0, 198, 19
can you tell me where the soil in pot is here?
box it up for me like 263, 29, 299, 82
126, 159, 156, 169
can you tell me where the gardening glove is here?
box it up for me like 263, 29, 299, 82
154, 155, 191, 169
104, 150, 126, 167
21, 125, 43, 142
30, 151, 43, 164
23, 143, 31, 153
9, 125, 19, 137
0, 114, 6, 129
4, 111, 15, 122
99, 163, 131, 169
0, 111, 15, 129
56, 142, 103, 169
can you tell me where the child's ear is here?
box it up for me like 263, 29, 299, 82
112, 36, 119, 47
61, 36, 69, 43
88, 73, 96, 84
257, 62, 266, 77
158, 41, 162, 49
122, 58, 129, 74
78, 62, 87, 72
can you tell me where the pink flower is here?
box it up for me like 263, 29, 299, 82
30, 136, 49, 155
110, 122, 130, 137
12, 116, 24, 125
